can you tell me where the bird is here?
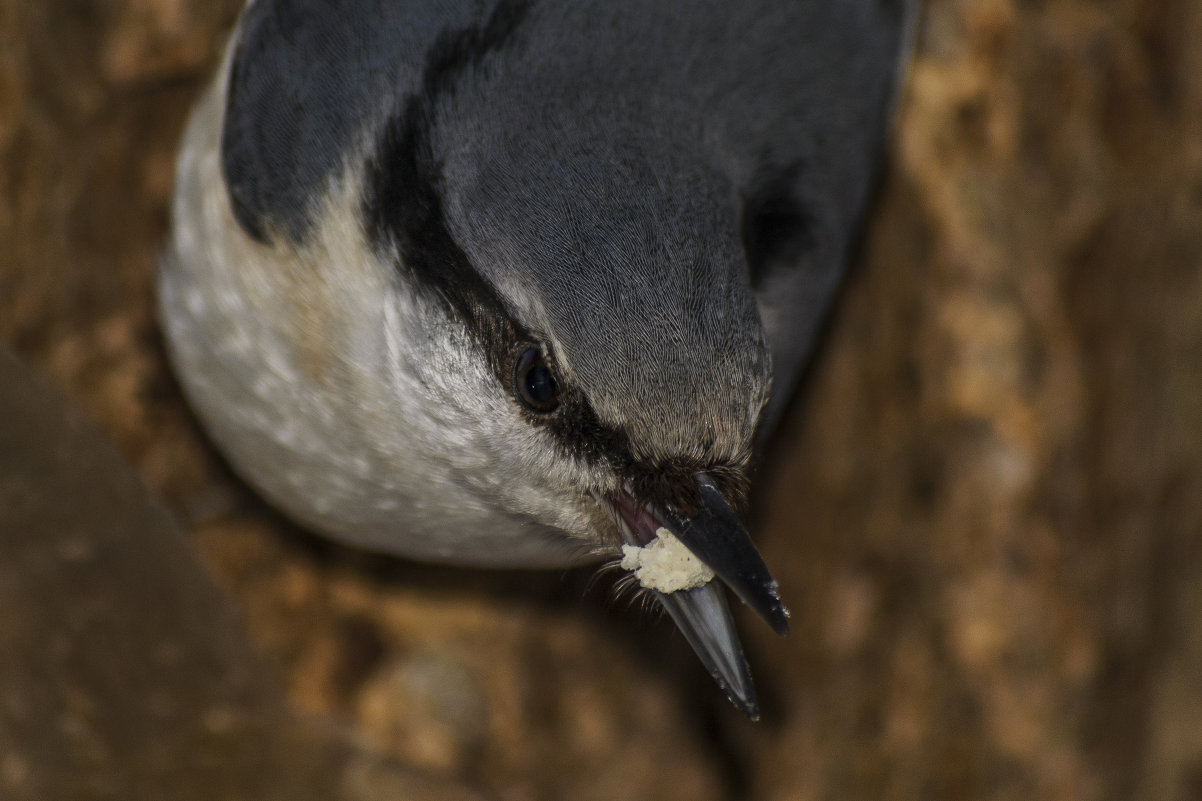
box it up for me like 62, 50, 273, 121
159, 0, 915, 718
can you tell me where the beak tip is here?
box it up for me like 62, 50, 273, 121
653, 583, 766, 719
707, 662, 761, 721
763, 590, 791, 636
729, 691, 761, 721
740, 577, 791, 636
768, 609, 790, 637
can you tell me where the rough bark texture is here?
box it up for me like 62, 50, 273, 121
2, 1, 1200, 800
0, 350, 486, 801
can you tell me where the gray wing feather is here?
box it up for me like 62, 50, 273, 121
221, 0, 490, 242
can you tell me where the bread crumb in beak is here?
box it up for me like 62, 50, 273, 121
620, 527, 716, 593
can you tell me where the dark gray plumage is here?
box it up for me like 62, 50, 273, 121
161, 0, 915, 717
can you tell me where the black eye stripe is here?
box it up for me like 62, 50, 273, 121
513, 345, 561, 413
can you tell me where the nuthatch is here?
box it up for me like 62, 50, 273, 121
160, 0, 914, 717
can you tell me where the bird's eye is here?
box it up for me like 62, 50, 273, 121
513, 346, 560, 413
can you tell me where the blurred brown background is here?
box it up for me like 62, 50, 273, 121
2, 1, 1200, 799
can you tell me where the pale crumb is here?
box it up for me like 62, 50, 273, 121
620, 527, 715, 593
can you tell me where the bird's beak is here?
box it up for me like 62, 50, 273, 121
602, 473, 789, 719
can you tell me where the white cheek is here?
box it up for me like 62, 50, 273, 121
161, 65, 608, 565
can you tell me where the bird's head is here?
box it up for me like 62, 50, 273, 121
348, 83, 790, 715
179, 0, 796, 717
